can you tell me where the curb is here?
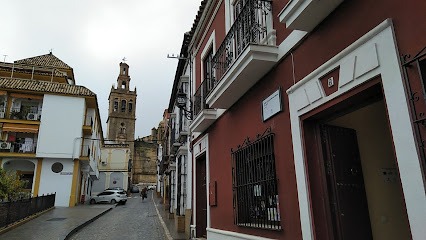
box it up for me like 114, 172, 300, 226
63, 205, 115, 240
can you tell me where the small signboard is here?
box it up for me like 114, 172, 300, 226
262, 88, 282, 121
209, 181, 217, 206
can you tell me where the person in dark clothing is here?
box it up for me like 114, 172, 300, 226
140, 187, 148, 200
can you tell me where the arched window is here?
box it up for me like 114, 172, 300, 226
128, 100, 133, 113
113, 98, 118, 112
121, 100, 126, 112
121, 81, 126, 89
120, 122, 126, 134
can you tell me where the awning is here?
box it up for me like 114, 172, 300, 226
2, 123, 39, 133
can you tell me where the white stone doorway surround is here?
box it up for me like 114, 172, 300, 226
287, 19, 426, 240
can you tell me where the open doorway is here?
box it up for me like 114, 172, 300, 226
303, 82, 411, 239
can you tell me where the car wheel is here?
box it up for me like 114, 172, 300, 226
111, 199, 117, 204
90, 199, 96, 204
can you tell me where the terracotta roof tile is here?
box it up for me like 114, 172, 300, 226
0, 77, 95, 97
189, 0, 207, 38
15, 53, 72, 69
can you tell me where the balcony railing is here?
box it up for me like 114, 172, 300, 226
208, 0, 272, 97
10, 106, 41, 121
193, 79, 210, 117
0, 140, 37, 153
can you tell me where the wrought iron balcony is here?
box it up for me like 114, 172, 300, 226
206, 0, 277, 109
0, 138, 37, 154
9, 98, 42, 121
191, 78, 218, 132
193, 79, 210, 117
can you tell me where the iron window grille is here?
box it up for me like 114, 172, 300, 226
231, 128, 281, 230
401, 46, 426, 183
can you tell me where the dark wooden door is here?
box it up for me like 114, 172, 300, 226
196, 154, 207, 237
321, 125, 373, 240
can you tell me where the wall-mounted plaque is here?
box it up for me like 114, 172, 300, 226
262, 88, 282, 121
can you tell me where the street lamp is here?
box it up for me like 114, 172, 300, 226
176, 91, 192, 120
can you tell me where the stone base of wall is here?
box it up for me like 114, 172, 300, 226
174, 214, 185, 233
185, 209, 192, 239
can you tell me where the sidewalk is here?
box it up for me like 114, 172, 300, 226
0, 204, 113, 240
152, 192, 187, 240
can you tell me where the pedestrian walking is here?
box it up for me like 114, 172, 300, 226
141, 186, 148, 201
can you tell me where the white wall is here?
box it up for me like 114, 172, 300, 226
38, 158, 74, 207
37, 94, 85, 159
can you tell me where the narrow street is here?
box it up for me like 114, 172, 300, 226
70, 191, 167, 240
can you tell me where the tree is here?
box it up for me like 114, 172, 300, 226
0, 167, 27, 201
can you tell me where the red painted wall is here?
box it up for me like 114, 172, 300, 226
194, 2, 226, 90
192, 0, 426, 239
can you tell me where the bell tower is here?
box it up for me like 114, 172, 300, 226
107, 62, 137, 151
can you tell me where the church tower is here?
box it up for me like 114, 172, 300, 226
107, 62, 136, 148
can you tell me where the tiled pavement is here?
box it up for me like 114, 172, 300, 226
0, 204, 113, 240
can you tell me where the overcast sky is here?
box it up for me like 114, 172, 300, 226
0, 0, 201, 138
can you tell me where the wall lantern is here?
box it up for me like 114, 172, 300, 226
176, 91, 193, 120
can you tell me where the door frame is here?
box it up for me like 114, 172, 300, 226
287, 20, 426, 239
192, 134, 210, 238
302, 80, 382, 239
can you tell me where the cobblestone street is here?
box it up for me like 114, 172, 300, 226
70, 192, 167, 240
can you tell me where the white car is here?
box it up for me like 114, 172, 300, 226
90, 190, 127, 204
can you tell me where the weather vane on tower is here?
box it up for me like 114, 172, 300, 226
122, 57, 127, 63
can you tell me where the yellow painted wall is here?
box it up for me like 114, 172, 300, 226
69, 160, 80, 207
33, 159, 43, 196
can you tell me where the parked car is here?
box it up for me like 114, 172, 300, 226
106, 187, 125, 191
90, 190, 127, 204
147, 185, 156, 191
130, 185, 139, 193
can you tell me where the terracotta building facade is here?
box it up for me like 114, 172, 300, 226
177, 0, 426, 239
